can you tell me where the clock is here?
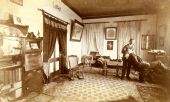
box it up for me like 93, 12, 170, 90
17, 17, 21, 23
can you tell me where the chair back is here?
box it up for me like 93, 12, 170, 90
68, 55, 78, 69
89, 51, 100, 59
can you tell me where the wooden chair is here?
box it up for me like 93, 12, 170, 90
82, 55, 93, 69
68, 55, 84, 80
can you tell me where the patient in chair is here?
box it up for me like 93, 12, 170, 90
126, 53, 150, 82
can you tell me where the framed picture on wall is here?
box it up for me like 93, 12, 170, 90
107, 41, 114, 50
105, 27, 117, 40
70, 20, 84, 42
13, 16, 23, 25
10, 0, 23, 6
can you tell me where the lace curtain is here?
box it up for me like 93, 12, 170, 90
117, 21, 141, 59
81, 23, 105, 56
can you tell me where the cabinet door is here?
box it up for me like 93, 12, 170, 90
23, 69, 43, 95
25, 53, 43, 71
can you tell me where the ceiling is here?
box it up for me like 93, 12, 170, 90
61, 0, 168, 19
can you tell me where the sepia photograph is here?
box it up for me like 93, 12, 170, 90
105, 27, 117, 40
0, 0, 170, 102
107, 41, 113, 50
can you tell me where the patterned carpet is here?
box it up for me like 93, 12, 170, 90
14, 67, 168, 102
41, 73, 142, 102
136, 84, 168, 102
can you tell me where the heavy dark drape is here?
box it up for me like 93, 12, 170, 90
58, 30, 67, 74
43, 11, 68, 74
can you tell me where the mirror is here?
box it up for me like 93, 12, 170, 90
141, 35, 155, 50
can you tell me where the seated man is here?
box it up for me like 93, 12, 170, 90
127, 53, 150, 82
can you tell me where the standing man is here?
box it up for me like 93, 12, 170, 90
121, 38, 135, 80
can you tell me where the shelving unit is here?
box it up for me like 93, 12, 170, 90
0, 23, 44, 99
0, 35, 23, 98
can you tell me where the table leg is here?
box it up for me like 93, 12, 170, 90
116, 67, 119, 77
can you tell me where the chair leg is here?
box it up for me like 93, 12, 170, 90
116, 67, 119, 77
47, 76, 50, 83
77, 70, 84, 79
69, 70, 74, 80
103, 67, 107, 76
81, 71, 84, 79
76, 71, 79, 78
81, 70, 84, 79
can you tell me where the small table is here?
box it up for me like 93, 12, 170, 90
104, 60, 123, 76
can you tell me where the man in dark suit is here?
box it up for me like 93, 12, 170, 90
121, 38, 135, 80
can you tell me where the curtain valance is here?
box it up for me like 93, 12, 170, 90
42, 10, 68, 30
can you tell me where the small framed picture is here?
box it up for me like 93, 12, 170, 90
30, 43, 39, 49
70, 20, 84, 42
13, 16, 23, 25
10, 0, 23, 6
105, 27, 117, 40
107, 41, 114, 50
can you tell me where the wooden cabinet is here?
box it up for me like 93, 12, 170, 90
22, 37, 44, 95
0, 57, 22, 98
0, 23, 44, 98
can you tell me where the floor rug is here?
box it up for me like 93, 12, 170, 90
45, 73, 143, 102
136, 84, 167, 102
28, 93, 53, 102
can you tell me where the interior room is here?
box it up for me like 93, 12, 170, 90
0, 0, 170, 102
